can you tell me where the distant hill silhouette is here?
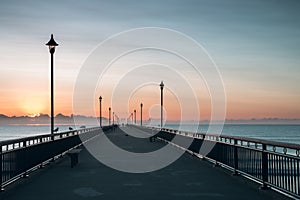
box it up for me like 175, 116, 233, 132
0, 113, 299, 125
0, 114, 9, 119
0, 113, 107, 126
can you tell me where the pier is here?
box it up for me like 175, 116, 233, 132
1, 125, 296, 199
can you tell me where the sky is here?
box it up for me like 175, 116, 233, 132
0, 0, 299, 121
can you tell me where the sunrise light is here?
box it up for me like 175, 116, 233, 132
20, 97, 46, 116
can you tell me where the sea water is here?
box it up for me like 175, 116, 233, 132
163, 124, 300, 145
0, 125, 77, 141
0, 124, 299, 145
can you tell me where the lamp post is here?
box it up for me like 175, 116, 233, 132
160, 81, 164, 128
109, 107, 111, 126
140, 103, 143, 126
134, 109, 136, 124
113, 112, 115, 125
46, 34, 58, 139
99, 96, 102, 127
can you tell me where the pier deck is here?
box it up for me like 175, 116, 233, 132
1, 126, 289, 200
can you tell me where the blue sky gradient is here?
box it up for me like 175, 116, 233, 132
0, 0, 299, 119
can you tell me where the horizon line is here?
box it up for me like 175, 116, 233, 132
1, 113, 300, 121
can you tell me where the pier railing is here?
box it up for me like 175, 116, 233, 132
0, 126, 105, 189
150, 127, 300, 198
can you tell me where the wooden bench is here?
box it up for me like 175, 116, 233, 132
66, 149, 82, 168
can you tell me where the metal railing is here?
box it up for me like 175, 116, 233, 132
0, 126, 106, 189
149, 127, 300, 198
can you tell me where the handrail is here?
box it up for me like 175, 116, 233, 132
0, 127, 101, 152
150, 127, 300, 156
146, 126, 300, 198
0, 126, 109, 190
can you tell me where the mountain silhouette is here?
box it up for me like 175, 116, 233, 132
0, 113, 106, 126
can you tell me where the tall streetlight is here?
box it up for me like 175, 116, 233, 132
134, 109, 136, 124
46, 34, 58, 139
109, 107, 111, 126
113, 112, 115, 125
99, 96, 102, 127
160, 81, 164, 128
140, 103, 143, 126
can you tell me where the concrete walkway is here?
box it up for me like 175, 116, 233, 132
1, 126, 289, 200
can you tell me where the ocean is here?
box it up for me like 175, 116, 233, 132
0, 125, 79, 141
164, 124, 300, 145
0, 124, 300, 145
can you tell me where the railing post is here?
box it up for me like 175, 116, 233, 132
297, 160, 300, 196
260, 143, 269, 189
233, 139, 239, 175
0, 145, 3, 191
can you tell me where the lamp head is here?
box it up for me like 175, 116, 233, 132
160, 81, 164, 90
46, 34, 59, 53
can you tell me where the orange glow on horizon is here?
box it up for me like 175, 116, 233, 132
1, 84, 299, 121
20, 97, 47, 116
